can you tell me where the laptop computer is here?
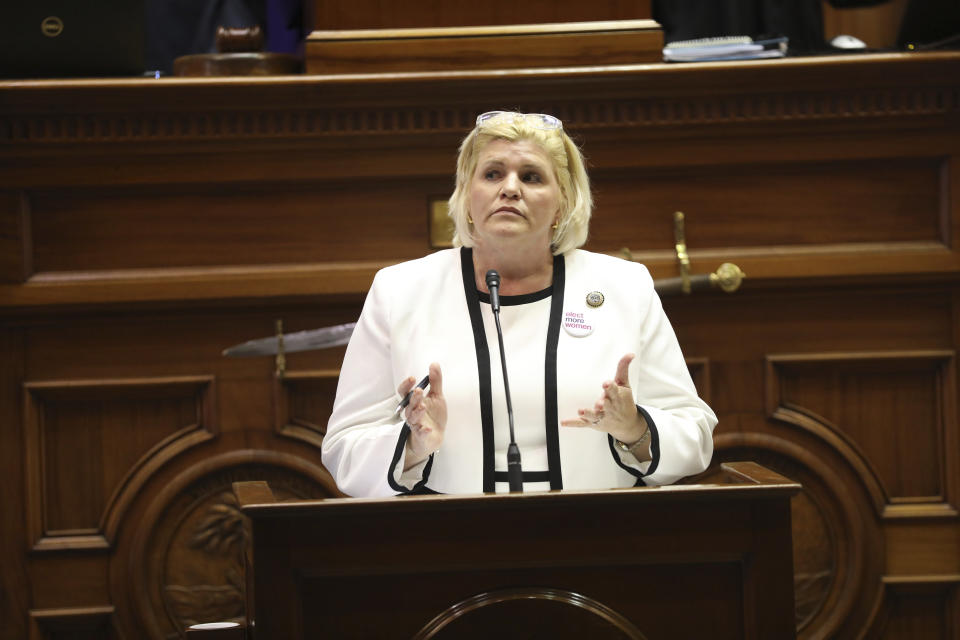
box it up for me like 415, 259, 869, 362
1, 0, 145, 78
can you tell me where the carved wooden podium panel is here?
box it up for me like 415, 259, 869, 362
236, 462, 799, 639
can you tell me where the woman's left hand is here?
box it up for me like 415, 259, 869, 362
561, 353, 648, 445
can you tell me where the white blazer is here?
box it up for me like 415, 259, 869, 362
323, 248, 716, 497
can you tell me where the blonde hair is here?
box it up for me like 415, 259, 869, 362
447, 113, 592, 255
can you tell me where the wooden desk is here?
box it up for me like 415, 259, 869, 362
236, 462, 799, 639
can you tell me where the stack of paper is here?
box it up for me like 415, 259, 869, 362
663, 36, 788, 62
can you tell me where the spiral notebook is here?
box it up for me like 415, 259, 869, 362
663, 36, 788, 63
0, 0, 144, 78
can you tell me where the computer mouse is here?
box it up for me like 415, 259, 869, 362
830, 34, 868, 49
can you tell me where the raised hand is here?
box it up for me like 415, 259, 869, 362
561, 353, 649, 449
399, 362, 447, 469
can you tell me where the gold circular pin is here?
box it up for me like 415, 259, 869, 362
585, 291, 604, 308
41, 16, 64, 37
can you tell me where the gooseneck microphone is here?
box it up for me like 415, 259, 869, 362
486, 269, 523, 492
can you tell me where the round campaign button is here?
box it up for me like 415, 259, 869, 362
563, 309, 594, 337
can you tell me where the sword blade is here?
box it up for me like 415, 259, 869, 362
222, 322, 357, 357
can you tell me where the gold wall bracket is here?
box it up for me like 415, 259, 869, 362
274, 319, 286, 378
619, 212, 745, 297
673, 211, 692, 294
710, 262, 746, 293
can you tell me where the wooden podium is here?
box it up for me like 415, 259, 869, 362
230, 462, 798, 639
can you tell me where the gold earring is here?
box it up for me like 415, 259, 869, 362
468, 214, 474, 224
552, 220, 559, 230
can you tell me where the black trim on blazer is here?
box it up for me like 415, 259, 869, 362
464, 248, 564, 493
545, 254, 564, 490
643, 406, 662, 477
608, 405, 660, 486
399, 485, 441, 495
387, 423, 435, 494
477, 287, 552, 306
494, 470, 551, 483
461, 248, 497, 493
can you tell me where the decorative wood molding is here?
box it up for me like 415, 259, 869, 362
273, 369, 340, 448
23, 376, 216, 552
770, 405, 890, 514
882, 575, 960, 586
305, 20, 664, 75
29, 606, 115, 639
412, 587, 648, 639
866, 576, 960, 637
2, 85, 957, 147
0, 191, 32, 283
882, 502, 960, 519
711, 432, 881, 638
124, 449, 339, 638
0, 49, 954, 640
1, 245, 957, 310
766, 350, 957, 518
306, 0, 653, 31
2, 53, 958, 149
0, 55, 957, 309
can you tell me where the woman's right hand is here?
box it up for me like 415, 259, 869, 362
399, 362, 446, 470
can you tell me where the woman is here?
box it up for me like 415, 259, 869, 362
322, 111, 716, 496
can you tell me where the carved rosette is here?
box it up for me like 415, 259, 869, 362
122, 454, 337, 639
709, 432, 883, 638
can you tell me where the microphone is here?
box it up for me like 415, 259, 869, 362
485, 270, 523, 492
486, 269, 501, 312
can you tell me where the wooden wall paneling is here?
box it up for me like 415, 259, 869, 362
23, 377, 216, 552
685, 357, 711, 405
0, 54, 954, 313
0, 326, 28, 640
310, 0, 652, 30
665, 286, 955, 371
872, 578, 960, 640
1, 54, 956, 168
0, 191, 31, 283
765, 351, 957, 517
704, 428, 882, 638
20, 305, 353, 381
884, 520, 960, 577
1, 53, 959, 639
118, 449, 340, 638
26, 177, 451, 274
667, 281, 958, 637
17, 304, 354, 637
598, 140, 959, 285
28, 605, 117, 640
13, 305, 350, 637
273, 369, 341, 450
28, 553, 113, 613
589, 156, 945, 252
951, 287, 960, 520
938, 156, 953, 251
3, 151, 957, 309
305, 21, 664, 74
